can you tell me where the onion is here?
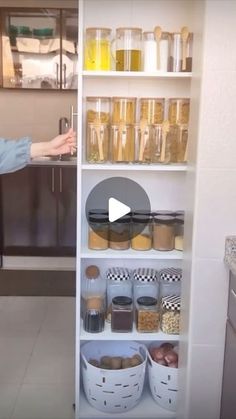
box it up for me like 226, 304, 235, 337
168, 362, 178, 368
164, 350, 178, 364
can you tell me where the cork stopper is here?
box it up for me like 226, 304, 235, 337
85, 265, 100, 279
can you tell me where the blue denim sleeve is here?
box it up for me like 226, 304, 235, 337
0, 137, 32, 175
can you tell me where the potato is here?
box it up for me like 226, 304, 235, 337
132, 354, 143, 364
100, 356, 111, 368
130, 356, 142, 367
122, 357, 132, 369
111, 356, 122, 369
89, 358, 99, 367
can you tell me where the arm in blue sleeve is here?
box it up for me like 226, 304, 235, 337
0, 137, 32, 175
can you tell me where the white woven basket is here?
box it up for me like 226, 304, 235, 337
81, 340, 147, 413
147, 351, 178, 412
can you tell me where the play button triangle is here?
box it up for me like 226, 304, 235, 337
108, 197, 131, 222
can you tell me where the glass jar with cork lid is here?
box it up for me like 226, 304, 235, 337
86, 96, 110, 163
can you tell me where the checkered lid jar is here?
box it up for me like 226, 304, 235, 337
133, 268, 158, 302
162, 295, 181, 311
106, 268, 132, 312
159, 267, 182, 282
133, 268, 158, 282
106, 267, 130, 281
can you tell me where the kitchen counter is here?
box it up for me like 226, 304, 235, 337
225, 236, 236, 275
29, 157, 77, 167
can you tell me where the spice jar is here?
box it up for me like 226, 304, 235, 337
134, 122, 152, 164
151, 124, 172, 164
106, 267, 132, 322
115, 27, 142, 71
82, 265, 106, 333
168, 98, 190, 125
111, 296, 133, 332
136, 296, 159, 333
159, 268, 182, 298
139, 98, 165, 125
161, 295, 181, 334
111, 124, 134, 163
112, 97, 136, 124
153, 215, 175, 251
84, 27, 112, 71
133, 268, 158, 303
109, 214, 131, 249
88, 213, 109, 250
131, 214, 152, 250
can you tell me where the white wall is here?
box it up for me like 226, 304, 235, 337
179, 1, 236, 418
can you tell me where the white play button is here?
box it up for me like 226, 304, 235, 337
108, 197, 131, 222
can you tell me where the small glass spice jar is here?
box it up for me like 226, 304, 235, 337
136, 296, 160, 333
106, 267, 132, 322
88, 213, 109, 250
111, 296, 133, 332
161, 295, 181, 334
109, 214, 131, 250
153, 215, 175, 251
83, 308, 105, 333
159, 268, 182, 298
131, 214, 152, 250
133, 268, 158, 303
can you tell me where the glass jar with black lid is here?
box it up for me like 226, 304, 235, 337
153, 215, 175, 251
131, 213, 153, 251
106, 267, 132, 322
136, 296, 159, 333
88, 213, 109, 250
109, 213, 131, 250
111, 296, 133, 332
133, 268, 158, 303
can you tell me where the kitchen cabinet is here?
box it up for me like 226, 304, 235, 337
1, 164, 76, 256
76, 1, 194, 418
0, 7, 78, 89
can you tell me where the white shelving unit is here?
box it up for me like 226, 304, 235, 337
76, 1, 196, 418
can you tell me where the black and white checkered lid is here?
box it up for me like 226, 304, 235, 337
162, 295, 181, 311
106, 267, 130, 281
133, 268, 157, 282
159, 267, 182, 282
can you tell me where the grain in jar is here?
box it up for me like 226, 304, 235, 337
109, 214, 131, 250
131, 214, 152, 250
153, 215, 175, 251
112, 97, 136, 124
151, 123, 172, 164
86, 97, 110, 163
158, 267, 182, 298
111, 296, 133, 332
88, 213, 109, 250
136, 296, 159, 333
169, 124, 188, 163
133, 268, 158, 303
168, 98, 190, 125
139, 98, 164, 124
111, 124, 134, 163
106, 267, 132, 322
174, 215, 184, 251
134, 123, 152, 164
161, 295, 181, 334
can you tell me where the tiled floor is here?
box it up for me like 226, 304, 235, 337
0, 297, 75, 419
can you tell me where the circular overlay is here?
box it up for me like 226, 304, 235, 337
85, 177, 151, 242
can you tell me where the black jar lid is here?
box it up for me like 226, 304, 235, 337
175, 216, 184, 224
154, 215, 175, 224
132, 209, 153, 216
89, 213, 109, 223
88, 209, 108, 215
137, 296, 157, 306
132, 214, 152, 223
112, 214, 131, 223
153, 210, 175, 216
112, 296, 132, 306
173, 210, 185, 217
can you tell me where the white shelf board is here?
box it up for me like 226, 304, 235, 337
81, 163, 187, 172
80, 320, 179, 341
79, 385, 176, 419
83, 70, 191, 79
80, 248, 183, 260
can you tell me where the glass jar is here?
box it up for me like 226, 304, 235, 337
159, 267, 182, 298
169, 32, 182, 72
88, 213, 109, 250
112, 97, 136, 124
134, 123, 152, 164
84, 27, 112, 71
143, 31, 156, 72
111, 124, 135, 163
82, 265, 106, 333
86, 97, 110, 163
111, 296, 133, 332
151, 124, 172, 164
182, 31, 193, 72
170, 124, 188, 163
174, 216, 184, 251
161, 295, 181, 334
109, 214, 131, 249
115, 27, 142, 71
153, 215, 175, 251
133, 268, 158, 303
157, 31, 171, 72
168, 98, 190, 125
106, 267, 132, 322
136, 296, 160, 333
139, 98, 164, 124
131, 214, 152, 250
86, 96, 110, 124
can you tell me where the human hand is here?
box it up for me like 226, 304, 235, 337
47, 128, 76, 156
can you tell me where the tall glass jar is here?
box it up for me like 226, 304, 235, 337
106, 267, 132, 322
84, 27, 112, 71
133, 268, 158, 303
168, 98, 190, 125
109, 214, 131, 249
136, 296, 160, 333
161, 295, 181, 334
82, 265, 106, 333
111, 124, 134, 163
88, 213, 109, 250
153, 215, 175, 251
115, 27, 142, 71
169, 32, 182, 72
112, 97, 136, 124
152, 124, 172, 164
111, 296, 133, 332
158, 267, 182, 298
134, 123, 152, 164
143, 31, 156, 72
139, 98, 165, 124
131, 214, 153, 250
86, 96, 110, 163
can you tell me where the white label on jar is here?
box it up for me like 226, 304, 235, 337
143, 40, 157, 71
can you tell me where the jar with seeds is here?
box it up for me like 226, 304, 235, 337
161, 295, 181, 334
139, 98, 164, 124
